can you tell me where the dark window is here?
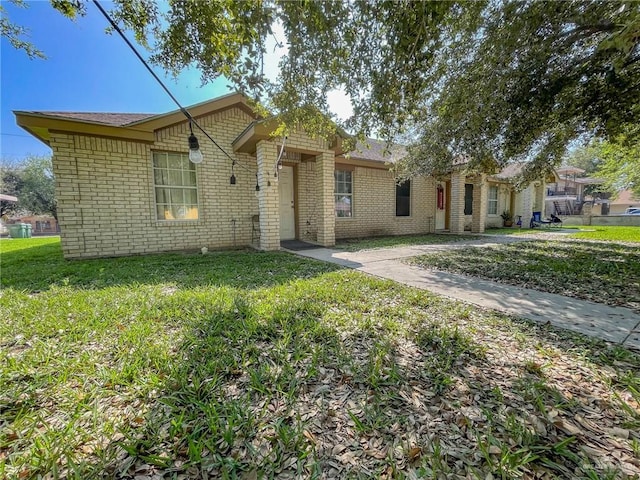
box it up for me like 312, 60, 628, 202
396, 180, 411, 216
464, 183, 473, 215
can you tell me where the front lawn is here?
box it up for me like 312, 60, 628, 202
336, 233, 480, 252
1, 238, 640, 479
409, 240, 640, 311
569, 226, 640, 243
484, 225, 640, 243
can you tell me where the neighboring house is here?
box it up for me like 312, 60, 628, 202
16, 93, 545, 259
0, 193, 18, 202
608, 189, 639, 215
9, 214, 59, 234
0, 193, 18, 235
545, 166, 606, 215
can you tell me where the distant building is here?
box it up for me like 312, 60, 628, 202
609, 190, 639, 215
545, 166, 607, 215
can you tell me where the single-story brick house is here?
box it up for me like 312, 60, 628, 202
15, 93, 545, 259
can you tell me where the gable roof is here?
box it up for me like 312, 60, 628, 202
346, 138, 407, 163
18, 112, 156, 127
15, 92, 256, 146
491, 163, 524, 180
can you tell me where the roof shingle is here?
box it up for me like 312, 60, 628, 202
25, 111, 157, 126
345, 138, 407, 163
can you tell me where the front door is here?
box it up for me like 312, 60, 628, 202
279, 165, 296, 240
436, 182, 446, 230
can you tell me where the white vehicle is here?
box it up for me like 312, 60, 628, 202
623, 207, 640, 215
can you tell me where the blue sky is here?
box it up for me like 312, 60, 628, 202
1, 1, 230, 161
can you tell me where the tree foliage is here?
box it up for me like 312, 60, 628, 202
121, 0, 470, 141
563, 125, 640, 197
0, 163, 22, 217
564, 144, 603, 176
7, 1, 640, 179
403, 1, 640, 182
593, 129, 640, 197
0, 0, 46, 59
0, 156, 57, 219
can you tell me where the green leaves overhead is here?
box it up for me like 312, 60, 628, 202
405, 1, 640, 179
40, 0, 640, 176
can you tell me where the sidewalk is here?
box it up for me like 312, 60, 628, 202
290, 241, 640, 351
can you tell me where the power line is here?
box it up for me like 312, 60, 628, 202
91, 0, 250, 171
0, 133, 35, 139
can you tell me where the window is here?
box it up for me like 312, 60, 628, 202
464, 183, 473, 215
488, 185, 498, 215
153, 152, 199, 220
335, 170, 353, 217
396, 180, 411, 216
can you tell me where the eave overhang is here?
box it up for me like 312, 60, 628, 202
14, 111, 156, 145
233, 119, 349, 156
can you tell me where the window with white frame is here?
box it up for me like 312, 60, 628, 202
152, 152, 199, 220
488, 185, 498, 214
335, 170, 353, 217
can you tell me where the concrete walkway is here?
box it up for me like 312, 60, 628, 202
289, 239, 640, 351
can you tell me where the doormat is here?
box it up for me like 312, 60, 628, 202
280, 240, 321, 251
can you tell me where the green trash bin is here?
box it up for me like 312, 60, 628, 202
8, 224, 24, 238
24, 223, 32, 238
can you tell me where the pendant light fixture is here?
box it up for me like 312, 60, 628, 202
230, 160, 236, 185
188, 121, 203, 164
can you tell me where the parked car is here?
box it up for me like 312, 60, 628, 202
623, 207, 640, 215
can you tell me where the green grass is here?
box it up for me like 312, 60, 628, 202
484, 225, 640, 243
569, 226, 640, 243
1, 238, 640, 479
335, 233, 480, 251
408, 239, 640, 311
0, 237, 333, 292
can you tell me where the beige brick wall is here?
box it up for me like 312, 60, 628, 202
53, 108, 531, 258
334, 166, 436, 239
449, 172, 466, 234
51, 108, 259, 259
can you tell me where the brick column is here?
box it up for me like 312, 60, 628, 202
425, 177, 437, 233
520, 185, 536, 227
316, 151, 335, 247
471, 174, 487, 233
582, 202, 592, 225
449, 172, 466, 233
256, 140, 280, 250
534, 181, 545, 215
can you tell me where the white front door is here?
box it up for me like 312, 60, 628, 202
436, 182, 446, 230
279, 165, 296, 240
